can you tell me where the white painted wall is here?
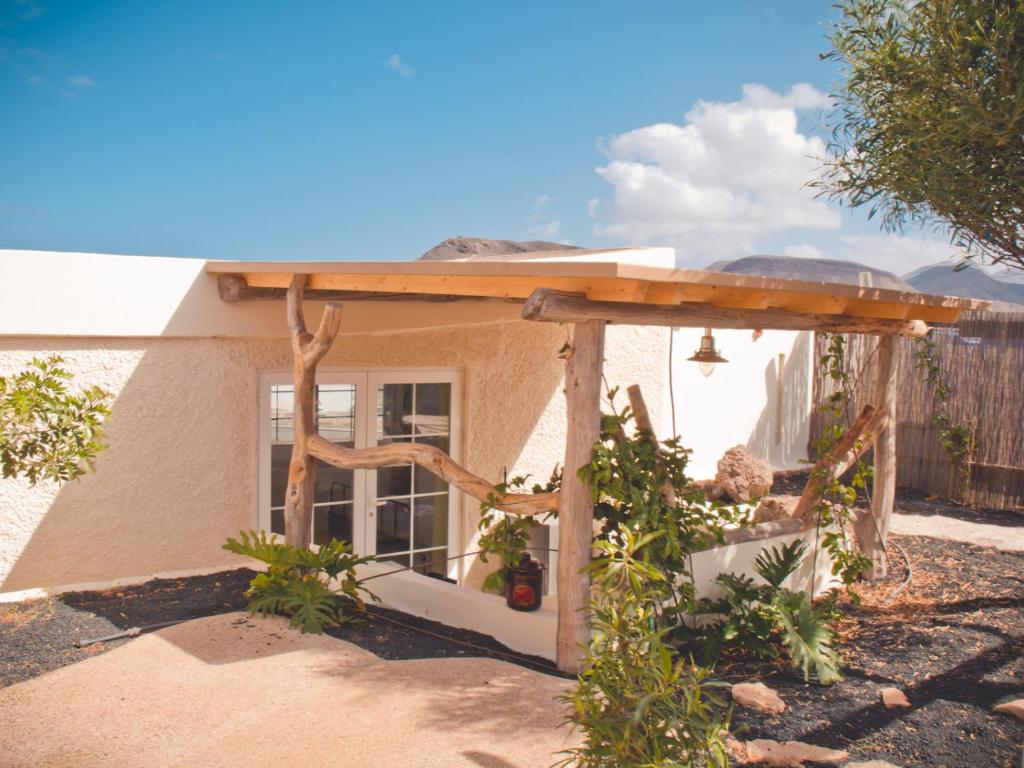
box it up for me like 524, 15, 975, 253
670, 328, 814, 479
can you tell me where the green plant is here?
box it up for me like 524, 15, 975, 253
477, 471, 559, 594
818, 0, 1024, 270
559, 526, 731, 768
811, 334, 872, 585
582, 390, 744, 616
682, 541, 842, 684
0, 355, 112, 484
223, 530, 378, 634
914, 330, 978, 488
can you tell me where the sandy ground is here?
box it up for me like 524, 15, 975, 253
890, 513, 1024, 551
0, 612, 578, 768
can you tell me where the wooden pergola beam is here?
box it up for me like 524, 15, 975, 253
522, 288, 930, 337
863, 335, 898, 581
218, 273, 483, 303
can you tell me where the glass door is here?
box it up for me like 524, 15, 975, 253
263, 373, 366, 549
367, 371, 460, 581
260, 369, 461, 581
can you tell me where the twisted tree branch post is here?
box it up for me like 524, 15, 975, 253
283, 274, 343, 548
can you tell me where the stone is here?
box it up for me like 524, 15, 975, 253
993, 698, 1024, 720
731, 682, 786, 714
880, 687, 911, 709
752, 495, 800, 524
744, 738, 849, 767
696, 477, 725, 501
715, 445, 774, 503
843, 761, 902, 768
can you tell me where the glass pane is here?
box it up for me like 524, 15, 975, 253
414, 436, 450, 494
378, 552, 410, 569
412, 548, 448, 578
314, 503, 354, 547
378, 463, 412, 499
271, 509, 284, 535
317, 385, 356, 444
270, 385, 294, 444
315, 464, 354, 505
270, 444, 291, 507
413, 494, 448, 551
378, 383, 413, 437
413, 383, 451, 436
376, 498, 411, 554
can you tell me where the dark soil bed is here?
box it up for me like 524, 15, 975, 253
719, 533, 1024, 767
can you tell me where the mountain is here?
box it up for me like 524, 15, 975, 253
710, 255, 917, 292
418, 236, 581, 261
904, 263, 1024, 309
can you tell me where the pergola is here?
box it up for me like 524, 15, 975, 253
206, 251, 987, 673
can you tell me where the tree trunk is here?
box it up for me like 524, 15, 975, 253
556, 320, 606, 675
864, 334, 898, 581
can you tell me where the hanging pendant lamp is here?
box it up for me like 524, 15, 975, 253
688, 327, 728, 377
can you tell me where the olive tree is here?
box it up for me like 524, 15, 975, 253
818, 0, 1024, 270
0, 356, 111, 484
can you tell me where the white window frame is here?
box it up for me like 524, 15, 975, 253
257, 368, 464, 582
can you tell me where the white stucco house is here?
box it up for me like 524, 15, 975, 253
0, 246, 979, 661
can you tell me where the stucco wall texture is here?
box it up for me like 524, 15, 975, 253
0, 322, 668, 592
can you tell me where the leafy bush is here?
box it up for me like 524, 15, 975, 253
477, 472, 559, 593
0, 355, 111, 484
223, 530, 378, 634
680, 541, 842, 684
560, 527, 731, 768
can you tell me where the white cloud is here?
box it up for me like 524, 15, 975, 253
67, 74, 94, 89
387, 54, 412, 77
594, 83, 839, 263
586, 198, 599, 218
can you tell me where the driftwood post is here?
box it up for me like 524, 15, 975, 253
283, 275, 343, 548
557, 320, 605, 675
864, 334, 898, 581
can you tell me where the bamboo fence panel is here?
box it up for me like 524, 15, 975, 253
810, 310, 1024, 511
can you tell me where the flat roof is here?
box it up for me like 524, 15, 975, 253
206, 249, 988, 324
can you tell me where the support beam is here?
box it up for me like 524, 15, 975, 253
557, 320, 606, 675
793, 404, 889, 523
283, 275, 343, 549
522, 289, 929, 338
217, 273, 503, 303
863, 334, 899, 581
307, 434, 559, 516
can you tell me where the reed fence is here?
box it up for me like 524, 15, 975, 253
810, 310, 1024, 511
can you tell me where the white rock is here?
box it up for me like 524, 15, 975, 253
880, 687, 911, 709
993, 698, 1024, 720
732, 682, 786, 715
715, 445, 774, 503
744, 738, 849, 767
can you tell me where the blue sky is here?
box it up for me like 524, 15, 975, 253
0, 1, 961, 271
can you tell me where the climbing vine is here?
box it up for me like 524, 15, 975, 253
812, 333, 872, 585
913, 330, 977, 488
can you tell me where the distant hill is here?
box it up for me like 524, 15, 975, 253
710, 255, 917, 292
904, 263, 1024, 310
418, 236, 580, 261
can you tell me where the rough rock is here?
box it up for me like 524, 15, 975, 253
752, 495, 800, 524
715, 445, 774, 503
843, 761, 902, 768
880, 687, 911, 709
744, 738, 849, 767
993, 698, 1024, 720
417, 236, 580, 261
731, 682, 786, 714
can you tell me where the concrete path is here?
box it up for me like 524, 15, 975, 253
890, 514, 1024, 552
0, 612, 577, 768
